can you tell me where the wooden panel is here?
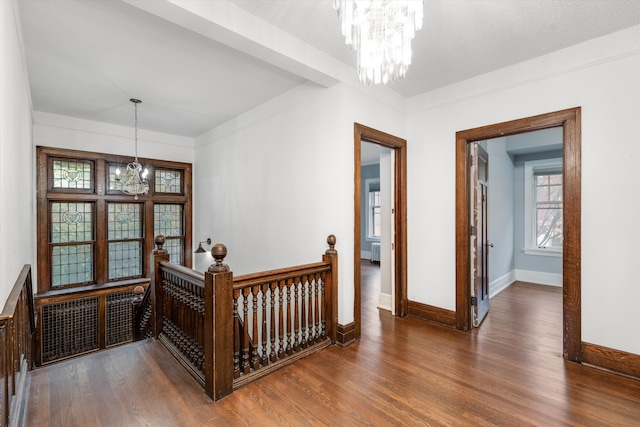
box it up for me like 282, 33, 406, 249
0, 265, 35, 427
336, 322, 356, 346
407, 300, 456, 328
582, 342, 640, 379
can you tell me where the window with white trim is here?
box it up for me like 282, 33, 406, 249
524, 159, 563, 255
365, 178, 381, 240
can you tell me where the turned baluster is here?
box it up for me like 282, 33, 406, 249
232, 288, 241, 378
293, 277, 301, 352
260, 282, 269, 366
251, 285, 260, 369
313, 273, 320, 343
277, 280, 285, 359
307, 274, 315, 346
269, 281, 277, 362
300, 275, 309, 348
320, 271, 327, 339
285, 278, 293, 355
242, 287, 251, 374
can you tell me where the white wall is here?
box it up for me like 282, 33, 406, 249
407, 26, 640, 354
485, 137, 515, 294
194, 82, 405, 326
0, 1, 34, 307
33, 112, 194, 164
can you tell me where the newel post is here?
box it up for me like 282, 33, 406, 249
131, 285, 145, 341
323, 234, 338, 343
204, 243, 234, 401
151, 235, 170, 339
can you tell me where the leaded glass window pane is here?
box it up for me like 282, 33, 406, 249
51, 244, 93, 287
51, 202, 93, 243
108, 241, 143, 279
108, 202, 143, 280
107, 203, 142, 240
154, 204, 184, 265
164, 237, 183, 265
154, 204, 183, 236
155, 169, 182, 193
52, 160, 92, 189
107, 164, 121, 191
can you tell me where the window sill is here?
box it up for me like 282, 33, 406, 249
365, 237, 381, 242
523, 248, 562, 258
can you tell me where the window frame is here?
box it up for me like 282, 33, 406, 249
36, 146, 193, 293
523, 158, 563, 257
364, 178, 381, 241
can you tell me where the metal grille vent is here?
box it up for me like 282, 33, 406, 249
42, 297, 98, 363
106, 290, 135, 346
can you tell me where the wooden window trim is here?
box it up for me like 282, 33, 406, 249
36, 146, 193, 294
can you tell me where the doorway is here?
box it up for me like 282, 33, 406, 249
455, 108, 581, 362
354, 123, 408, 340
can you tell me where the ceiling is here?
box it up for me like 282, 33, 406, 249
18, 0, 640, 138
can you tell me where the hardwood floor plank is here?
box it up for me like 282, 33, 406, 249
26, 269, 640, 426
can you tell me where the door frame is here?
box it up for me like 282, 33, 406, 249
354, 123, 408, 339
455, 107, 582, 362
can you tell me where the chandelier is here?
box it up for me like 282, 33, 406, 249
333, 0, 424, 85
116, 98, 149, 200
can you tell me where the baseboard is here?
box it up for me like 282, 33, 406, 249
515, 269, 562, 287
581, 342, 640, 379
407, 300, 456, 328
377, 293, 392, 312
336, 322, 356, 347
489, 270, 516, 298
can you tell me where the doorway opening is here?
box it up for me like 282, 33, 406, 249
455, 107, 581, 362
354, 123, 408, 340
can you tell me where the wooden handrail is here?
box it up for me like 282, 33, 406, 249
158, 261, 204, 284
233, 262, 330, 289
0, 265, 35, 427
0, 265, 35, 331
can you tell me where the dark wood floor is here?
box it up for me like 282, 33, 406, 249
27, 263, 640, 426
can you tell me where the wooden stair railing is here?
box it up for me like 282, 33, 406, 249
0, 265, 36, 427
134, 234, 338, 401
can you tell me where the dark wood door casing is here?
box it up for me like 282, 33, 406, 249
455, 107, 581, 362
353, 123, 408, 339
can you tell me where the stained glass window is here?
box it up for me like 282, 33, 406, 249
107, 164, 122, 191
108, 203, 143, 280
154, 204, 184, 264
37, 147, 192, 293
52, 160, 93, 189
50, 202, 94, 287
155, 169, 182, 194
